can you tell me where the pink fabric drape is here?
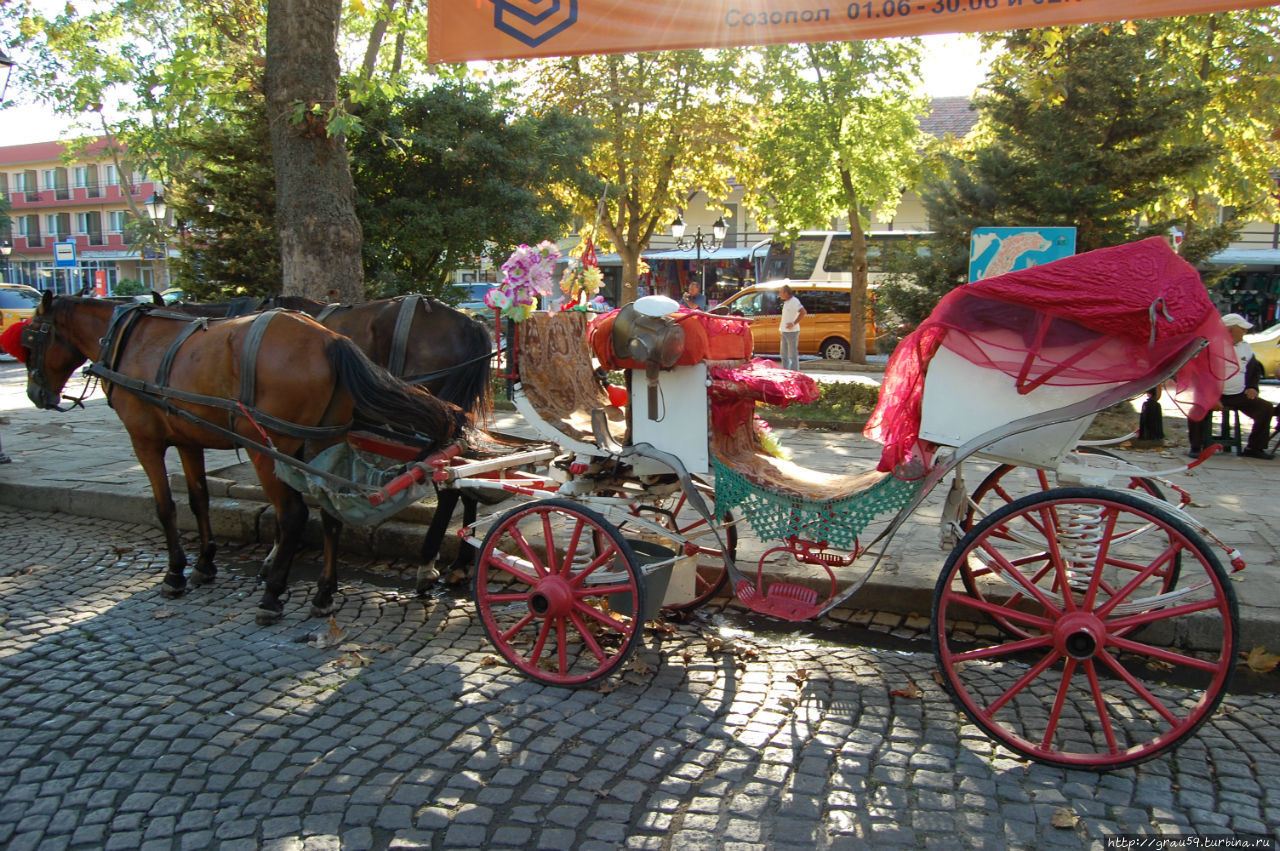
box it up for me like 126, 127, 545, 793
864, 238, 1235, 472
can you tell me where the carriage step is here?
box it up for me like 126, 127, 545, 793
734, 580, 824, 621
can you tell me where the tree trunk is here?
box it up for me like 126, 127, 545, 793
618, 244, 641, 304
843, 172, 869, 364
265, 0, 364, 303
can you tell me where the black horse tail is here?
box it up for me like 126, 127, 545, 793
432, 312, 493, 422
327, 337, 466, 446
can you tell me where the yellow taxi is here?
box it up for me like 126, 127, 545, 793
1245, 322, 1280, 380
0, 282, 40, 338
710, 280, 876, 360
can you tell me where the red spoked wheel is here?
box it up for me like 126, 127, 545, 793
961, 457, 1179, 640
933, 488, 1237, 770
625, 481, 736, 613
474, 498, 646, 686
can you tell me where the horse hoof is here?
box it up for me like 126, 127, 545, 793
255, 608, 283, 626
159, 581, 186, 599
309, 603, 337, 619
189, 568, 216, 588
445, 567, 469, 586
415, 564, 441, 596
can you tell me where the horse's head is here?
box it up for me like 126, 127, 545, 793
23, 292, 89, 411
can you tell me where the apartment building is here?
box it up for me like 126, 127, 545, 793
0, 137, 170, 294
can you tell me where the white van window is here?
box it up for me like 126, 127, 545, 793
791, 236, 826, 279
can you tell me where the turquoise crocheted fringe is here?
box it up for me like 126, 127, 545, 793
712, 458, 922, 548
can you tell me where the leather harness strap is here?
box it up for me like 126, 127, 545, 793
238, 310, 277, 407
387, 295, 420, 379
155, 317, 210, 387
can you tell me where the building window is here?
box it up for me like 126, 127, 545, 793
21, 170, 39, 202
75, 165, 102, 198
77, 211, 105, 246
46, 213, 71, 239
0, 172, 8, 201
21, 215, 42, 247
42, 168, 70, 200
104, 165, 119, 186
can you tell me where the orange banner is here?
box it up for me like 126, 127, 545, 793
429, 0, 1277, 64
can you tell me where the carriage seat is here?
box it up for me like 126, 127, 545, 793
517, 311, 627, 447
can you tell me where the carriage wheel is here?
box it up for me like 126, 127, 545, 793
625, 481, 736, 613
961, 454, 1178, 639
474, 499, 646, 686
933, 488, 1237, 770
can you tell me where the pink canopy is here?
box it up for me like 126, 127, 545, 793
864, 237, 1235, 472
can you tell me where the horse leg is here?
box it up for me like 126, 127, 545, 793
309, 510, 343, 617
176, 446, 217, 586
252, 454, 309, 625
131, 439, 188, 597
416, 487, 462, 594
444, 491, 478, 585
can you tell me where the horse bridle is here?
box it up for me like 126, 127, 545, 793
21, 312, 88, 412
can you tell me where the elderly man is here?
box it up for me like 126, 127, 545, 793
1188, 313, 1275, 459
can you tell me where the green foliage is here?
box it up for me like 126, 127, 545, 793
911, 19, 1257, 321
170, 81, 280, 301
348, 82, 599, 297
761, 380, 880, 423
112, 278, 146, 296
524, 49, 746, 303
741, 40, 927, 362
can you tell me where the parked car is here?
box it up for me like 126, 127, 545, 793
449, 283, 494, 320
710, 280, 876, 360
1245, 321, 1280, 380
0, 282, 41, 339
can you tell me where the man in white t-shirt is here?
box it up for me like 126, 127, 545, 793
1187, 313, 1275, 459
779, 285, 807, 371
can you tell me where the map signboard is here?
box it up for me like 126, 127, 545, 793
968, 227, 1077, 283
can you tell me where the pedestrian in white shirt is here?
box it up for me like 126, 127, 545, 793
779, 285, 807, 371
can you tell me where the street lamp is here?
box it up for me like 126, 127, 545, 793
143, 191, 168, 290
670, 214, 728, 291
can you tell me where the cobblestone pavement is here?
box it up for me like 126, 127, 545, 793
2, 509, 1279, 850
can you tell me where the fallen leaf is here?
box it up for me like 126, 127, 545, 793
892, 682, 923, 700
779, 696, 797, 710
335, 650, 372, 668
1244, 646, 1280, 674
625, 656, 652, 676
1051, 808, 1076, 829
1146, 659, 1175, 673
327, 615, 345, 643
595, 681, 619, 694
931, 671, 945, 686
480, 655, 502, 667
786, 669, 809, 685
153, 608, 179, 620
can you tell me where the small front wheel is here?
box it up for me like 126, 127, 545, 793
474, 499, 646, 686
934, 488, 1237, 770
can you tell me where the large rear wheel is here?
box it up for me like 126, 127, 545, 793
474, 499, 646, 686
933, 488, 1237, 770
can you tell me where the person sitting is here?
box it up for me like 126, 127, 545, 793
681, 280, 707, 311
1187, 313, 1275, 460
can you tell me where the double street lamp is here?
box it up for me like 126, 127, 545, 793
670, 214, 728, 290
1, 240, 11, 281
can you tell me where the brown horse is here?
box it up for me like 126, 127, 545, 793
168, 294, 496, 583
23, 294, 466, 624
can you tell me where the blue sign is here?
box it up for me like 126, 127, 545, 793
968, 227, 1076, 282
54, 240, 77, 268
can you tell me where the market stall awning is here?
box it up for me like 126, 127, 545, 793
644, 247, 759, 262
1204, 248, 1280, 267
429, 0, 1274, 64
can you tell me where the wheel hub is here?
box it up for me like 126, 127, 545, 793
1054, 610, 1106, 660
528, 575, 573, 618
